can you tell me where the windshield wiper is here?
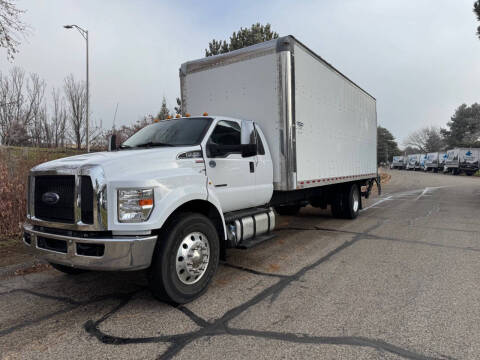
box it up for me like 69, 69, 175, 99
134, 141, 174, 148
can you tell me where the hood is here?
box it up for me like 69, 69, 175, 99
32, 146, 202, 178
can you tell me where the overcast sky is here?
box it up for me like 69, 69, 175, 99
1, 0, 479, 145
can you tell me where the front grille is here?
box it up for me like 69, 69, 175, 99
81, 176, 94, 224
34, 176, 75, 223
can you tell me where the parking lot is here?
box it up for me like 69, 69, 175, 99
2, 169, 480, 359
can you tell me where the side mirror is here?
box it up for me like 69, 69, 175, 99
108, 134, 117, 151
242, 143, 257, 158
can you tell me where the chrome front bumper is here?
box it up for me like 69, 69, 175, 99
23, 223, 157, 271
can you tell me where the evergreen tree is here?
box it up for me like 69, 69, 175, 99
157, 97, 170, 120
205, 23, 279, 57
377, 126, 400, 164
441, 103, 480, 147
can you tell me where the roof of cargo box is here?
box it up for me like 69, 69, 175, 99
180, 35, 375, 101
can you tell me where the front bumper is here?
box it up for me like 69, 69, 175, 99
23, 223, 157, 271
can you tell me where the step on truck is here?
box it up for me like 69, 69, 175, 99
23, 36, 378, 304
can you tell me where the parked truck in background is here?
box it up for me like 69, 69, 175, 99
425, 152, 439, 172
419, 154, 427, 171
392, 156, 406, 169
458, 148, 479, 176
23, 36, 378, 304
445, 149, 459, 174
438, 152, 447, 171
406, 154, 420, 170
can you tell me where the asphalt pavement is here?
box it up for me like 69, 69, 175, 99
1, 169, 480, 359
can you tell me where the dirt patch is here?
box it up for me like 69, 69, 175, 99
0, 238, 36, 268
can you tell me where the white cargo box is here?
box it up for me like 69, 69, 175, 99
425, 152, 439, 167
392, 156, 405, 167
180, 36, 377, 191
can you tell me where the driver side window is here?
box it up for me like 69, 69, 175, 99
207, 120, 241, 157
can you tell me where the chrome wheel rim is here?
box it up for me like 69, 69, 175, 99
352, 188, 359, 213
176, 232, 210, 285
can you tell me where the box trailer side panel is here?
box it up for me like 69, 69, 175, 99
293, 43, 377, 186
180, 47, 288, 188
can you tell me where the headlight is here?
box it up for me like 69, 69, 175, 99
117, 188, 154, 223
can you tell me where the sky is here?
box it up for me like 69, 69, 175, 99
1, 0, 479, 145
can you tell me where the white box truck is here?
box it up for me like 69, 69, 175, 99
425, 152, 440, 172
392, 156, 406, 169
23, 36, 378, 303
459, 148, 480, 175
406, 154, 420, 170
445, 148, 459, 174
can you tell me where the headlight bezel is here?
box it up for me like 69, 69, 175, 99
117, 188, 154, 223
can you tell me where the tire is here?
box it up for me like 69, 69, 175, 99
275, 205, 301, 216
331, 191, 345, 218
341, 183, 361, 219
148, 213, 219, 304
49, 262, 86, 275
466, 171, 474, 176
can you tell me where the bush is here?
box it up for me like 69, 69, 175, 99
0, 146, 84, 242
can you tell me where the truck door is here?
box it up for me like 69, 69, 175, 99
204, 120, 256, 212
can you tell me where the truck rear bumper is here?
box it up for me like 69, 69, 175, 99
23, 224, 157, 271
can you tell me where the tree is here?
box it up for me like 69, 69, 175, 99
64, 74, 86, 149
474, 1, 480, 40
174, 97, 181, 115
404, 126, 444, 153
0, 0, 28, 60
377, 126, 400, 164
205, 23, 279, 57
50, 88, 67, 148
157, 97, 170, 120
0, 67, 46, 146
441, 103, 480, 148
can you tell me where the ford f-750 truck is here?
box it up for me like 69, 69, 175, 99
23, 36, 378, 303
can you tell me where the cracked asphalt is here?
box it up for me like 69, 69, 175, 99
2, 170, 480, 359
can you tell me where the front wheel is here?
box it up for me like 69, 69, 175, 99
148, 213, 219, 304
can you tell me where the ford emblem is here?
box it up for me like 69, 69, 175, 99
42, 192, 60, 205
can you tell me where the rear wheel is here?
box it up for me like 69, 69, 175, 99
148, 213, 219, 304
49, 262, 86, 275
341, 184, 361, 219
331, 183, 361, 219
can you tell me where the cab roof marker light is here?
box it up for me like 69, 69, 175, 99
185, 113, 191, 117
175, 114, 181, 118
203, 112, 208, 116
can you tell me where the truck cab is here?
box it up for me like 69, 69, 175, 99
24, 116, 276, 303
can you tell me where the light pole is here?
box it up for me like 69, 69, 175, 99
64, 24, 90, 152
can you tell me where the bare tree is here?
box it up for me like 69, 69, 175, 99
64, 74, 86, 149
0, 68, 46, 146
0, 0, 28, 60
404, 126, 444, 153
50, 88, 67, 147
27, 73, 46, 146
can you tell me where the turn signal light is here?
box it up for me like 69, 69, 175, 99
138, 198, 154, 207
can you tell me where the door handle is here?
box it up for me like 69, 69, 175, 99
249, 161, 255, 173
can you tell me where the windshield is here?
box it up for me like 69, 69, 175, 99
121, 117, 211, 148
